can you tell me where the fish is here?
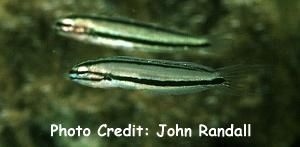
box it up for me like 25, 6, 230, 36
68, 56, 240, 94
54, 15, 211, 52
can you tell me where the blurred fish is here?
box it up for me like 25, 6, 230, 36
54, 15, 212, 53
69, 56, 241, 94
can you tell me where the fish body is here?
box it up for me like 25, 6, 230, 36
69, 56, 231, 94
54, 15, 210, 52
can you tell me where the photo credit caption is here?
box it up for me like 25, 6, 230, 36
50, 123, 251, 137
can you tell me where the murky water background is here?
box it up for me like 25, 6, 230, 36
0, 0, 299, 147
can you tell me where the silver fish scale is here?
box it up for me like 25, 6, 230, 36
105, 56, 215, 72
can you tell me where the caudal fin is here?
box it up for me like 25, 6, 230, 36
216, 64, 268, 96
197, 33, 234, 57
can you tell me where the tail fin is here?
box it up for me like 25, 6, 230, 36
216, 64, 268, 96
197, 33, 234, 57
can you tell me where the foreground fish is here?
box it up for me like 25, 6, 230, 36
54, 15, 211, 52
69, 56, 239, 94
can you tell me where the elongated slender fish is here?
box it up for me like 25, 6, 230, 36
54, 15, 211, 52
69, 56, 237, 94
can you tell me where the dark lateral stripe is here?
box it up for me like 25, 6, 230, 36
70, 71, 225, 86
66, 15, 195, 36
89, 31, 211, 48
70, 77, 103, 81
55, 21, 71, 27
113, 76, 225, 86
79, 59, 213, 72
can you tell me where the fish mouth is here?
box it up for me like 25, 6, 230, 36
69, 70, 104, 81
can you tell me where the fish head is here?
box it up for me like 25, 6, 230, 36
69, 64, 105, 88
54, 17, 92, 40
